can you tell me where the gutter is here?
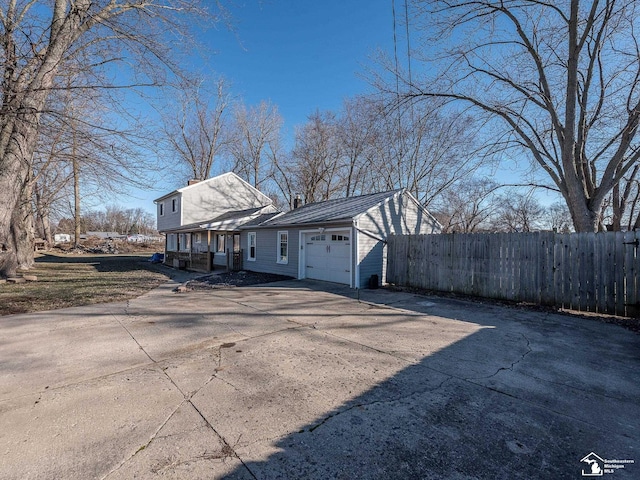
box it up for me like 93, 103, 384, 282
354, 226, 387, 244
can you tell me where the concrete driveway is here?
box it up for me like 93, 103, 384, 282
1, 278, 638, 479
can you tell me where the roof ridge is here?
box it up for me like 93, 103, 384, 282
297, 189, 400, 209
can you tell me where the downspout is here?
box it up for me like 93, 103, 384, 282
353, 219, 359, 289
353, 222, 389, 288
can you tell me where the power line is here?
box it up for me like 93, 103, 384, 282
404, 0, 413, 90
391, 0, 400, 102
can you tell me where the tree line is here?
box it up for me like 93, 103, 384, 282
160, 81, 574, 233
160, 81, 484, 209
56, 206, 156, 239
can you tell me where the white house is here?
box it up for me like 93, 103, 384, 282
154, 173, 441, 286
154, 172, 277, 271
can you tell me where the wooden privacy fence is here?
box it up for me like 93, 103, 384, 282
386, 231, 640, 318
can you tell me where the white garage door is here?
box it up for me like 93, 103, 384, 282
304, 231, 351, 285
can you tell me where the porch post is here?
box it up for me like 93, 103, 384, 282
207, 231, 212, 272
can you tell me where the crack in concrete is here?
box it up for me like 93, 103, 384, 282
462, 377, 612, 429
104, 309, 259, 480
101, 399, 188, 479
470, 333, 533, 380
514, 370, 636, 402
310, 327, 609, 433
150, 449, 237, 475
304, 376, 453, 433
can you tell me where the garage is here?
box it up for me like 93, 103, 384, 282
303, 231, 351, 284
242, 189, 441, 288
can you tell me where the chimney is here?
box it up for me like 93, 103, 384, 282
293, 194, 302, 209
187, 179, 201, 186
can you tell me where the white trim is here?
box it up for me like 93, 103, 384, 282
298, 226, 354, 288
276, 230, 289, 264
353, 220, 360, 289
247, 231, 257, 261
166, 233, 177, 252
216, 233, 226, 253
178, 233, 191, 252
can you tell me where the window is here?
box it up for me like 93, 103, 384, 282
310, 234, 326, 241
179, 233, 191, 252
216, 234, 226, 253
171, 197, 177, 213
194, 233, 202, 244
248, 232, 256, 261
159, 202, 164, 216
331, 234, 349, 241
277, 231, 288, 264
166, 234, 177, 251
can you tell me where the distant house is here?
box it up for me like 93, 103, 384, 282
85, 231, 123, 240
239, 189, 441, 288
154, 172, 277, 271
126, 234, 162, 243
54, 233, 71, 244
154, 173, 441, 286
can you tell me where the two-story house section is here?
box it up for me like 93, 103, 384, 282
154, 172, 278, 272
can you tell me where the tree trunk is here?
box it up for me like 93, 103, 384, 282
0, 126, 37, 278
41, 213, 53, 247
34, 186, 53, 247
73, 155, 81, 247
0, 181, 21, 279
12, 185, 35, 269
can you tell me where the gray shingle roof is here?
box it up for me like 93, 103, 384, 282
261, 190, 402, 227
162, 206, 278, 233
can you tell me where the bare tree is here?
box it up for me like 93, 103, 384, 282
226, 101, 283, 189
495, 192, 546, 232
396, 0, 640, 232
288, 111, 343, 203
336, 97, 378, 197
32, 104, 78, 247
162, 77, 231, 182
363, 98, 481, 207
609, 165, 640, 230
544, 202, 573, 233
79, 206, 156, 235
433, 178, 499, 233
0, 0, 214, 277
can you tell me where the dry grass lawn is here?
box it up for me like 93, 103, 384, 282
0, 253, 172, 316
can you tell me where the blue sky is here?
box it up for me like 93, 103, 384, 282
208, 0, 394, 132
126, 0, 399, 212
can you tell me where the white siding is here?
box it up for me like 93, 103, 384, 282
356, 192, 440, 288
156, 195, 181, 232
181, 174, 272, 225
155, 173, 273, 233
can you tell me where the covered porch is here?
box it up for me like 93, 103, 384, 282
164, 229, 242, 273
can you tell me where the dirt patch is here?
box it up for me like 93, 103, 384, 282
185, 271, 294, 290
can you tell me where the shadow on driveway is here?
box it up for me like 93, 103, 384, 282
215, 280, 639, 479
